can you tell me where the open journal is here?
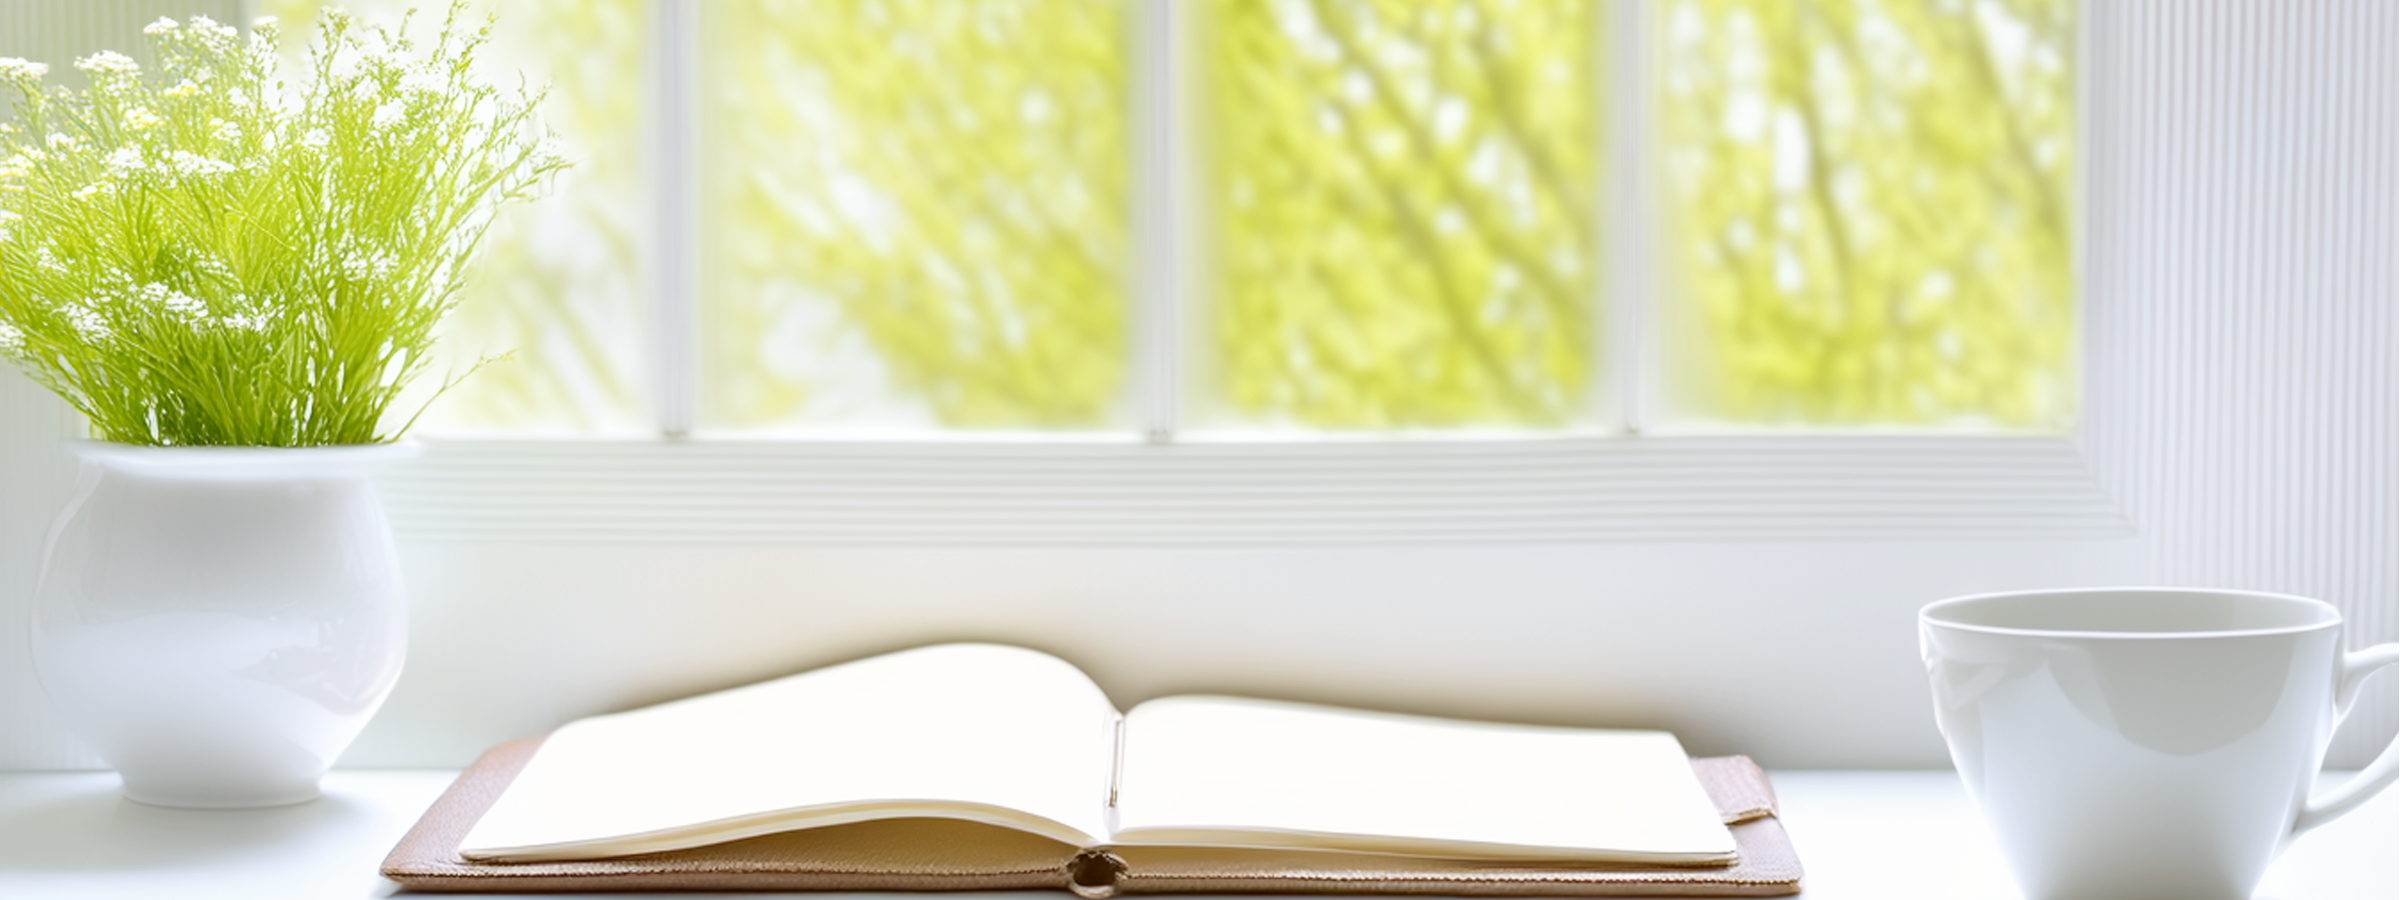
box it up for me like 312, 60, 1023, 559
386, 644, 1804, 895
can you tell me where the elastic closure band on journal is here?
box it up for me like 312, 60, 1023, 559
1067, 848, 1130, 898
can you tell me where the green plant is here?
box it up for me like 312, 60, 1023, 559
0, 5, 564, 446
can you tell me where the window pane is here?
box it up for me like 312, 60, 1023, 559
1659, 0, 2075, 428
263, 0, 654, 434
699, 0, 1132, 432
1194, 0, 1603, 431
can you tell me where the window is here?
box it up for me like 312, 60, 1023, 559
270, 0, 2075, 442
226, 0, 2107, 549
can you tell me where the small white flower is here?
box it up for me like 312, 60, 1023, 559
139, 283, 209, 319
302, 128, 331, 149
253, 16, 278, 29
165, 78, 203, 98
45, 133, 73, 150
167, 150, 236, 177
34, 247, 63, 271
0, 154, 31, 180
73, 181, 115, 200
0, 58, 48, 82
188, 15, 237, 48
124, 107, 162, 130
371, 101, 405, 129
212, 119, 239, 142
220, 311, 271, 332
74, 51, 139, 77
104, 146, 146, 175
144, 17, 179, 36
60, 306, 110, 340
0, 322, 22, 353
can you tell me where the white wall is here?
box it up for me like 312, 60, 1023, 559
2078, 0, 2397, 767
343, 540, 2145, 770
0, 0, 2391, 771
0, 371, 84, 767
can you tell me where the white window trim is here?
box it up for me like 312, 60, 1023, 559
648, 0, 700, 437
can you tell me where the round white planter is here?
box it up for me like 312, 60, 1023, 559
29, 441, 416, 808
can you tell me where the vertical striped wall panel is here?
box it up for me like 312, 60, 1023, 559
2082, 0, 2397, 768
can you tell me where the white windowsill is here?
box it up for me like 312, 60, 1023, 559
379, 433, 2133, 544
0, 769, 2386, 899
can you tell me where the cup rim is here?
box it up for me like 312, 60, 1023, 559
1919, 586, 2342, 640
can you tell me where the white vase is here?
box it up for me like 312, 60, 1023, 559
29, 441, 417, 808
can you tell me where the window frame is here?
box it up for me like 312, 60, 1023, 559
381, 0, 2108, 546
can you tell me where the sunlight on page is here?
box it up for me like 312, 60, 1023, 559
459, 644, 1120, 860
1113, 697, 1734, 862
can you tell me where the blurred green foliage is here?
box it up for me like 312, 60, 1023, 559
263, 0, 651, 433
1201, 0, 1599, 428
702, 0, 1129, 429
1660, 0, 2075, 427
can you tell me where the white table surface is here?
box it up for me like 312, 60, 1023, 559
0, 769, 2390, 899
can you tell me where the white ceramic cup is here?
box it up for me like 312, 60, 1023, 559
1919, 587, 2397, 900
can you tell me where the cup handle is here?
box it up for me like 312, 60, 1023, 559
2292, 643, 2400, 835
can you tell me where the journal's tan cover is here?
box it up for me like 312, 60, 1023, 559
381, 738, 1803, 896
